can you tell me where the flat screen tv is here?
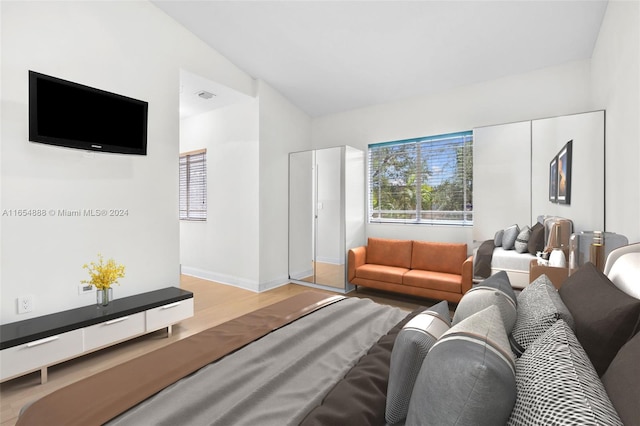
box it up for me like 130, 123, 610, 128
29, 71, 148, 155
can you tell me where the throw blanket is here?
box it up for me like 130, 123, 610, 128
474, 239, 495, 279
109, 297, 407, 425
18, 292, 344, 426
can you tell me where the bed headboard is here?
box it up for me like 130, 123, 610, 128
604, 243, 640, 299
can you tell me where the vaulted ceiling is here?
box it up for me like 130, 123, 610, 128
153, 1, 608, 118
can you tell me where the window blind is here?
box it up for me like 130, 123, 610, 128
179, 149, 207, 221
368, 131, 473, 225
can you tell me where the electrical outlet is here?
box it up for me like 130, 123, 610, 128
79, 284, 95, 295
17, 295, 34, 314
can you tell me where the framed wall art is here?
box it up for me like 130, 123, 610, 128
556, 140, 572, 204
549, 156, 558, 203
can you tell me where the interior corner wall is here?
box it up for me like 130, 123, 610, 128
0, 1, 255, 323
257, 81, 312, 291
311, 60, 592, 247
590, 0, 640, 243
180, 99, 260, 290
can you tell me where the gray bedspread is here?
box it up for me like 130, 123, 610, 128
108, 297, 407, 426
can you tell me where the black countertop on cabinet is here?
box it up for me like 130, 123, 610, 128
0, 287, 193, 350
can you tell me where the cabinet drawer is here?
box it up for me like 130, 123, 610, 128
84, 312, 145, 351
146, 298, 194, 332
0, 329, 83, 380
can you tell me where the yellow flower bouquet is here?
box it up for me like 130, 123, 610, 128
82, 254, 126, 289
82, 254, 125, 306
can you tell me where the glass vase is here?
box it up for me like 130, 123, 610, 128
97, 288, 113, 307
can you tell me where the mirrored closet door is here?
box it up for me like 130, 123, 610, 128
288, 146, 365, 292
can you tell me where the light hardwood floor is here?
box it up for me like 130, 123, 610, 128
0, 276, 431, 426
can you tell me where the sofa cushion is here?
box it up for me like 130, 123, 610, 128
559, 262, 640, 376
527, 222, 545, 255
355, 264, 407, 285
514, 226, 531, 253
407, 305, 516, 426
507, 320, 622, 426
601, 332, 640, 426
453, 271, 517, 333
366, 238, 413, 269
502, 224, 520, 250
511, 275, 574, 355
386, 301, 450, 425
410, 241, 467, 275
402, 270, 461, 294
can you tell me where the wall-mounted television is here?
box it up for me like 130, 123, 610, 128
29, 71, 148, 155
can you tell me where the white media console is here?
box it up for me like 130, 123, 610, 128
0, 287, 194, 384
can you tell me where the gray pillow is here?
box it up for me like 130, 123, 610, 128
494, 229, 504, 247
507, 320, 622, 425
602, 332, 640, 426
407, 305, 516, 426
452, 272, 517, 333
511, 275, 574, 355
477, 270, 517, 306
514, 226, 531, 253
502, 225, 520, 250
385, 300, 450, 425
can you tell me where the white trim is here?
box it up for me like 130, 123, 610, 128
181, 266, 259, 292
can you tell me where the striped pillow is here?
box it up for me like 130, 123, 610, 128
385, 300, 450, 425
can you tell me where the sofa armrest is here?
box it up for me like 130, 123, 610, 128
348, 246, 367, 282
461, 255, 474, 295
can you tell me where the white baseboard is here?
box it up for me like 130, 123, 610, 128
181, 266, 290, 293
181, 266, 259, 292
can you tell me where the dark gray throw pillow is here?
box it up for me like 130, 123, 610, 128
407, 305, 516, 426
507, 320, 622, 426
559, 262, 640, 376
602, 332, 640, 426
527, 222, 545, 255
385, 300, 450, 425
502, 224, 520, 250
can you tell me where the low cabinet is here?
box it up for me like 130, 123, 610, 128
0, 287, 193, 384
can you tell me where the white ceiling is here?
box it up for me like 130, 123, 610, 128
154, 0, 608, 118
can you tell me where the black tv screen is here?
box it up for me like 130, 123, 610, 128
29, 71, 148, 155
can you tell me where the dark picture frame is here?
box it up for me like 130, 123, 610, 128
549, 156, 558, 203
556, 140, 572, 204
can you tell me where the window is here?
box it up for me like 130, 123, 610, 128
179, 149, 207, 221
368, 131, 473, 225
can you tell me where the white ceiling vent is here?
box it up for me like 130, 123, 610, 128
197, 90, 215, 100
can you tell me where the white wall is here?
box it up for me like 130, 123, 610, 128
590, 0, 640, 243
257, 81, 312, 290
179, 98, 260, 290
531, 111, 605, 233
312, 60, 593, 248
0, 1, 255, 323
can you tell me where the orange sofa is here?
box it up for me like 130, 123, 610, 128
348, 238, 473, 303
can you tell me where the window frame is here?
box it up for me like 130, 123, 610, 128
179, 148, 207, 221
368, 130, 473, 226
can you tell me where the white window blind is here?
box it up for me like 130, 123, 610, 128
368, 131, 473, 225
179, 149, 207, 221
